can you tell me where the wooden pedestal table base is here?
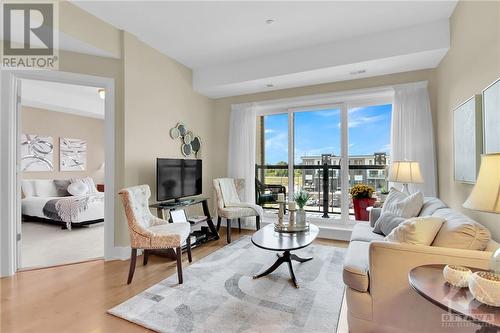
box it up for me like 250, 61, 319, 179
253, 250, 313, 288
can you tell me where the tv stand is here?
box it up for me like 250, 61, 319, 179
150, 197, 220, 246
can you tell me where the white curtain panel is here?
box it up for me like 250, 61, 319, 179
391, 81, 437, 196
227, 103, 257, 203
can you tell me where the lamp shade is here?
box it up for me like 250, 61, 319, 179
387, 161, 424, 184
463, 153, 500, 213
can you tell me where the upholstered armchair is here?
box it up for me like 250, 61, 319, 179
118, 185, 192, 284
213, 178, 260, 244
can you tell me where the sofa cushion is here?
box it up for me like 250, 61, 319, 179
419, 197, 448, 216
21, 180, 36, 197
381, 188, 424, 218
373, 212, 406, 236
343, 240, 370, 292
54, 179, 71, 197
351, 223, 385, 242
385, 216, 445, 246
431, 208, 491, 250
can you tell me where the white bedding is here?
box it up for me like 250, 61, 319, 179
22, 196, 104, 223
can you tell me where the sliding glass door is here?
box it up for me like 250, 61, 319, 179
256, 100, 392, 222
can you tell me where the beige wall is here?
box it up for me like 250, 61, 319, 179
436, 1, 500, 240
122, 32, 216, 219
21, 106, 105, 183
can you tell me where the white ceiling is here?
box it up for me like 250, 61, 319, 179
21, 79, 105, 119
72, 1, 458, 98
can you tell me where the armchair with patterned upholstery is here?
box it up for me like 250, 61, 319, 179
213, 178, 261, 244
118, 185, 192, 284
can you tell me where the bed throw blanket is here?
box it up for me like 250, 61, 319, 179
219, 178, 263, 216
42, 193, 104, 230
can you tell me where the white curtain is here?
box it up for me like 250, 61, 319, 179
227, 103, 257, 203
391, 81, 437, 196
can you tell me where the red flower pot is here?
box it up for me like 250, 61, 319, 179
352, 198, 376, 221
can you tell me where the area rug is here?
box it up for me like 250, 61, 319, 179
108, 236, 346, 333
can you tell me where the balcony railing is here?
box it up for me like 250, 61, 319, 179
255, 163, 387, 218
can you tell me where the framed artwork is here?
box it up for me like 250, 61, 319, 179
482, 78, 500, 153
453, 95, 482, 183
20, 134, 54, 171
60, 137, 87, 171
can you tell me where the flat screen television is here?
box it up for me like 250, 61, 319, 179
156, 158, 202, 202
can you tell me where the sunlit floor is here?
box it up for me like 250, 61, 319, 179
20, 220, 104, 269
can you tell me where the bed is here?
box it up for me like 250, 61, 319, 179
21, 179, 104, 230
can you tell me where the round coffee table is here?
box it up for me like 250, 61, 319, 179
409, 264, 500, 333
251, 223, 319, 288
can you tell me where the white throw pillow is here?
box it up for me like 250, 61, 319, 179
381, 188, 424, 218
71, 177, 97, 194
385, 216, 445, 246
67, 181, 89, 196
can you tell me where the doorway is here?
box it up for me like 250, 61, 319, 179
18, 79, 106, 269
0, 70, 115, 276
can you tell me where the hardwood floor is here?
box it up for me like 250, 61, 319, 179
1, 228, 348, 333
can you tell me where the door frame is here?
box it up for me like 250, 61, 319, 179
1, 70, 115, 276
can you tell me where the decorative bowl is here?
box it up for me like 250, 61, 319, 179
443, 265, 472, 288
468, 271, 500, 307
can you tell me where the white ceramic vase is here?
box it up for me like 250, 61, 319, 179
295, 208, 306, 227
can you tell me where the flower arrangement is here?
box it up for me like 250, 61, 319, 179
293, 189, 310, 209
350, 184, 375, 199
380, 187, 389, 195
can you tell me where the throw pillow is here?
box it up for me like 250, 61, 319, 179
373, 212, 407, 236
431, 208, 491, 250
385, 216, 445, 246
67, 181, 89, 196
382, 188, 424, 218
71, 177, 98, 194
54, 179, 71, 197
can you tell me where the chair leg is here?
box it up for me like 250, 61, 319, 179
143, 249, 149, 266
256, 215, 261, 230
176, 246, 183, 284
127, 248, 137, 284
227, 219, 232, 244
186, 234, 192, 263
216, 216, 221, 232
238, 218, 241, 232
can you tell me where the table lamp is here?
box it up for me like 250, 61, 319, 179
463, 153, 500, 273
387, 161, 424, 194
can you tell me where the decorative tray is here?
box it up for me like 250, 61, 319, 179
274, 223, 310, 233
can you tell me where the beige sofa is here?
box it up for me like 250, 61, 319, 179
342, 197, 499, 333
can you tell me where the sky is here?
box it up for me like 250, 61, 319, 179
264, 104, 392, 164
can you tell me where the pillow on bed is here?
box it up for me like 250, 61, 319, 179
67, 181, 88, 196
54, 179, 71, 196
71, 177, 98, 194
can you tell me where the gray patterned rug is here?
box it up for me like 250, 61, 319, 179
108, 236, 346, 333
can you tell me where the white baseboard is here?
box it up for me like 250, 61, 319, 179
106, 246, 143, 261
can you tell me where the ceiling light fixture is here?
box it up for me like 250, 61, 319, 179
265, 19, 275, 25
265, 84, 274, 88
98, 88, 105, 100
349, 69, 367, 75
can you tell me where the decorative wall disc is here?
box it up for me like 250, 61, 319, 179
181, 143, 192, 157
170, 127, 180, 139
170, 122, 201, 158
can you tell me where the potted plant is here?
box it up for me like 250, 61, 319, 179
350, 184, 376, 221
294, 189, 310, 226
